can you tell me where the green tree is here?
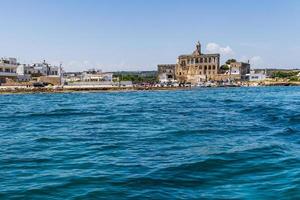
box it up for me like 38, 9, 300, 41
225, 59, 237, 65
271, 71, 298, 79
220, 64, 230, 71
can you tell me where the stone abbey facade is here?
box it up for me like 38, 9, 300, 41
158, 42, 220, 83
176, 41, 220, 83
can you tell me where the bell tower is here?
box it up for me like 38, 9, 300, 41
193, 41, 201, 55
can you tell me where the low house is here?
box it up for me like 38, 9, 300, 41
229, 62, 251, 81
157, 64, 176, 83
248, 70, 267, 81
63, 72, 82, 83
82, 69, 113, 82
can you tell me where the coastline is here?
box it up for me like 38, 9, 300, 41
1, 81, 300, 95
0, 86, 187, 95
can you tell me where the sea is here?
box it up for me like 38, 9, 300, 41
0, 87, 300, 199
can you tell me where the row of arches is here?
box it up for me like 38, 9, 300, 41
187, 56, 218, 65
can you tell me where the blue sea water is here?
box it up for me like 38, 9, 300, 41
0, 87, 300, 199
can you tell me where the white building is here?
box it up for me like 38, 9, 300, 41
63, 72, 82, 83
0, 58, 18, 83
81, 70, 113, 82
248, 70, 267, 81
23, 60, 60, 77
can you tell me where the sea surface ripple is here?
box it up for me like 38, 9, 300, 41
1, 87, 300, 199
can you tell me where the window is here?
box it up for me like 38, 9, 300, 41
200, 58, 203, 63
205, 58, 207, 63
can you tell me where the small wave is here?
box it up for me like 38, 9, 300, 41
35, 137, 62, 143
149, 157, 235, 177
223, 99, 237, 103
288, 114, 300, 123
274, 128, 298, 136
29, 111, 95, 118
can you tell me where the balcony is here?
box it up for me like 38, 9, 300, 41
0, 72, 17, 77
0, 63, 18, 68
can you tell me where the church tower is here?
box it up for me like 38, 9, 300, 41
193, 41, 201, 55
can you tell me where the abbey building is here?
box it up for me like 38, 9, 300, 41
158, 41, 220, 84
176, 41, 220, 83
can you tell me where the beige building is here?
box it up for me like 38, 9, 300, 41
158, 42, 220, 84
229, 62, 250, 81
176, 42, 220, 83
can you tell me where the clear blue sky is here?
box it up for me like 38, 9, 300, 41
1, 0, 300, 71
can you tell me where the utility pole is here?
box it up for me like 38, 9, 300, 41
59, 63, 63, 86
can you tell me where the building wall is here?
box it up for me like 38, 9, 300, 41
157, 64, 176, 82
176, 54, 220, 83
38, 76, 61, 85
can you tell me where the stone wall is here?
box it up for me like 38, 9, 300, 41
38, 76, 61, 85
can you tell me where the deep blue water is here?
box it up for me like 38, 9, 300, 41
1, 87, 300, 199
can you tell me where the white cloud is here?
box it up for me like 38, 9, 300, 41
206, 43, 234, 55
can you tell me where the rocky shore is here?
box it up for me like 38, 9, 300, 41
1, 81, 300, 94
0, 86, 184, 94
